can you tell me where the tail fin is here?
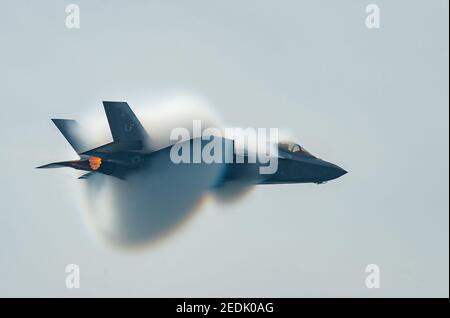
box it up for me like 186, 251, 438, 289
51, 119, 88, 155
102, 101, 147, 142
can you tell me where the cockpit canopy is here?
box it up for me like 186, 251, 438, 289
278, 142, 315, 158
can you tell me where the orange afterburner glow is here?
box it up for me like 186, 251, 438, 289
89, 156, 102, 170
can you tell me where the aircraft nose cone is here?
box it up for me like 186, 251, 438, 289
316, 161, 348, 182
327, 164, 347, 181
333, 166, 347, 179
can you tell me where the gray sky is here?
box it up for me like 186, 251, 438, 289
0, 0, 448, 297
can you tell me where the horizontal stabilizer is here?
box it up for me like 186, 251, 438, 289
36, 162, 69, 169
36, 160, 90, 171
78, 172, 95, 180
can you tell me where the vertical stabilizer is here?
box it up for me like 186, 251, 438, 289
51, 119, 89, 154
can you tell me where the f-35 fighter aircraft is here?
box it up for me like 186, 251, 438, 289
37, 102, 347, 184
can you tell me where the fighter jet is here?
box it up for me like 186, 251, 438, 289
37, 101, 347, 185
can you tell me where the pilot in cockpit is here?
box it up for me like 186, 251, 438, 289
278, 142, 315, 158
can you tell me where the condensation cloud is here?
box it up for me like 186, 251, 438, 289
78, 93, 232, 248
